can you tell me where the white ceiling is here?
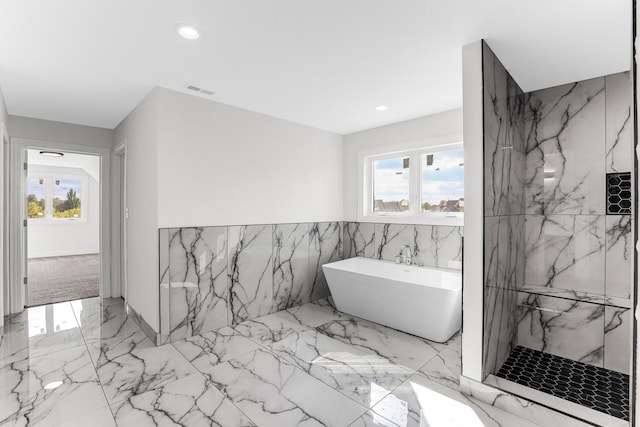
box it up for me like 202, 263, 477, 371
0, 0, 631, 135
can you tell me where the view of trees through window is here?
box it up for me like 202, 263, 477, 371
27, 177, 82, 219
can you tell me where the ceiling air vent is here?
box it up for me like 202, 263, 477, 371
184, 84, 214, 96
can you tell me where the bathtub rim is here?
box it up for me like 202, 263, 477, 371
322, 256, 462, 291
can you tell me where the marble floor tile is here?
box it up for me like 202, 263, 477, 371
42, 406, 117, 427
268, 329, 414, 407
205, 348, 368, 426
85, 328, 155, 369
284, 299, 349, 327
445, 331, 462, 353
70, 297, 131, 341
0, 347, 108, 426
0, 297, 541, 427
172, 326, 260, 370
97, 343, 199, 405
112, 373, 255, 427
349, 411, 401, 427
317, 318, 443, 370
233, 310, 314, 346
418, 348, 462, 390
0, 303, 86, 366
371, 373, 537, 427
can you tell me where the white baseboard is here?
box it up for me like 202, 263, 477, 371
28, 249, 100, 259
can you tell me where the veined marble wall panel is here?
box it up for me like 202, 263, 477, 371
605, 72, 633, 174
343, 222, 376, 258
344, 221, 463, 269
484, 286, 518, 376
484, 216, 525, 291
272, 223, 310, 312
309, 222, 342, 301
159, 229, 170, 344
414, 225, 463, 269
517, 292, 605, 367
228, 225, 273, 324
168, 227, 229, 341
483, 42, 526, 217
481, 41, 525, 377
524, 78, 606, 215
374, 223, 414, 261
605, 215, 633, 301
483, 215, 524, 376
524, 215, 606, 296
604, 306, 631, 374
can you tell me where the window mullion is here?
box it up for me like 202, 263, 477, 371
46, 178, 53, 219
410, 151, 419, 216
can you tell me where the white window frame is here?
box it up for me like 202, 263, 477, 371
27, 166, 89, 224
358, 136, 464, 226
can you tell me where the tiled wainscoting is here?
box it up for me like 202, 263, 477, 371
157, 221, 463, 344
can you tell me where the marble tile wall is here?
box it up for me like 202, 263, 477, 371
515, 71, 633, 374
522, 72, 633, 306
159, 222, 342, 343
482, 41, 527, 378
342, 221, 463, 269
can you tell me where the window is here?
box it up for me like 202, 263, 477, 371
362, 143, 464, 223
27, 173, 86, 222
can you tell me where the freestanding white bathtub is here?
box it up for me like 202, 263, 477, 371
322, 257, 461, 342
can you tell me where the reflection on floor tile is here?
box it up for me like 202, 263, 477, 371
317, 318, 443, 370
268, 329, 413, 406
372, 373, 537, 427
205, 347, 368, 426
0, 347, 108, 426
0, 302, 86, 366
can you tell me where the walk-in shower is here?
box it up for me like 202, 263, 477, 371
481, 41, 634, 425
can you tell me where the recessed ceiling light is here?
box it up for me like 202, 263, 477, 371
39, 151, 64, 157
375, 105, 388, 111
176, 24, 200, 40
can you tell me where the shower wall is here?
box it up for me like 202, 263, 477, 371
482, 40, 634, 377
519, 72, 633, 374
482, 42, 527, 376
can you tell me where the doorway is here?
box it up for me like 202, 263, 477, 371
25, 149, 101, 306
25, 149, 100, 307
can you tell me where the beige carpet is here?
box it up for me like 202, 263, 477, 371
27, 254, 99, 307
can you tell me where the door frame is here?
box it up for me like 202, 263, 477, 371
8, 137, 111, 313
0, 122, 7, 326
113, 139, 127, 301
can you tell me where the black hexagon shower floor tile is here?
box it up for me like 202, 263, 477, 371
496, 346, 629, 421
